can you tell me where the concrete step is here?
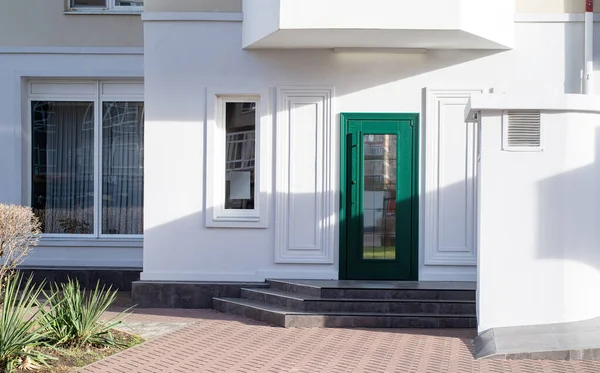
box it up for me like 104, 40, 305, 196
213, 297, 477, 328
240, 288, 476, 314
267, 279, 476, 301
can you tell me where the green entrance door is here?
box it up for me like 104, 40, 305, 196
340, 113, 419, 280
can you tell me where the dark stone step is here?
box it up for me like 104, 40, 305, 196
241, 288, 475, 314
268, 279, 476, 291
321, 288, 476, 301
241, 288, 307, 310
267, 280, 475, 301
132, 281, 268, 309
213, 297, 477, 328
267, 280, 322, 297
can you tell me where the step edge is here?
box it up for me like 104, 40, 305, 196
214, 298, 476, 318
266, 279, 322, 290
242, 288, 474, 303
214, 297, 295, 314
267, 280, 476, 292
241, 287, 315, 301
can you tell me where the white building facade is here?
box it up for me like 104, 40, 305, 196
2, 0, 600, 334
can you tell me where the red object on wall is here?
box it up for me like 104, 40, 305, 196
587, 0, 594, 13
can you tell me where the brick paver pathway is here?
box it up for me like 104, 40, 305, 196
79, 309, 600, 373
109, 308, 207, 339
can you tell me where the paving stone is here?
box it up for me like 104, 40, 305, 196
79, 309, 600, 373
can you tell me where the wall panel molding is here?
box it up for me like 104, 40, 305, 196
424, 89, 482, 266
275, 87, 335, 264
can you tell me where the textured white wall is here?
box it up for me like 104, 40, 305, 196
477, 110, 600, 331
141, 18, 595, 282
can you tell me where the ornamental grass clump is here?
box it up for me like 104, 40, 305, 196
0, 273, 54, 372
39, 279, 130, 348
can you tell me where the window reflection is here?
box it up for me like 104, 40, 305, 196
102, 102, 144, 234
31, 101, 95, 234
225, 102, 256, 210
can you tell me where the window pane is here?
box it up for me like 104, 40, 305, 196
32, 101, 95, 234
114, 0, 143, 6
102, 102, 144, 235
225, 102, 256, 210
71, 0, 106, 7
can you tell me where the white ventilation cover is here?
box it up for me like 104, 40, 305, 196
504, 110, 542, 151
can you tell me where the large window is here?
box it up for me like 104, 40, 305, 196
30, 81, 144, 237
205, 88, 271, 228
70, 0, 143, 11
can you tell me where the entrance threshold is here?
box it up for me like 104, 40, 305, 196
278, 279, 476, 291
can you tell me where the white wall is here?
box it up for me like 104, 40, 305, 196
477, 110, 600, 332
0, 51, 144, 268
242, 0, 513, 49
142, 0, 600, 15
516, 0, 600, 13
0, 0, 143, 47
142, 17, 596, 282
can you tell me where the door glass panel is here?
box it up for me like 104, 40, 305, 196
363, 134, 396, 260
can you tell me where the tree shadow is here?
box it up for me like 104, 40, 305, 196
535, 125, 600, 320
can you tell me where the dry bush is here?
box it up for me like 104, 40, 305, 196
0, 204, 41, 286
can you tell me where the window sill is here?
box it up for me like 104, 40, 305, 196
39, 236, 143, 248
64, 9, 142, 15
207, 218, 267, 229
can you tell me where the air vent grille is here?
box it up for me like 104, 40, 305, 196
505, 111, 542, 149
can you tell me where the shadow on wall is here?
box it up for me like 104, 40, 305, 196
149, 47, 503, 123
537, 128, 600, 270
533, 126, 600, 323
324, 49, 501, 100
143, 173, 475, 280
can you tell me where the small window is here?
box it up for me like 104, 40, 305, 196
502, 110, 543, 151
225, 103, 256, 210
70, 0, 143, 10
205, 88, 271, 228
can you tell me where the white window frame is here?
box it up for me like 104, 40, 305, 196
66, 0, 143, 14
501, 110, 545, 152
205, 87, 271, 228
26, 80, 144, 239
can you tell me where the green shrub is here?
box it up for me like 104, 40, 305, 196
0, 273, 54, 372
39, 279, 129, 348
